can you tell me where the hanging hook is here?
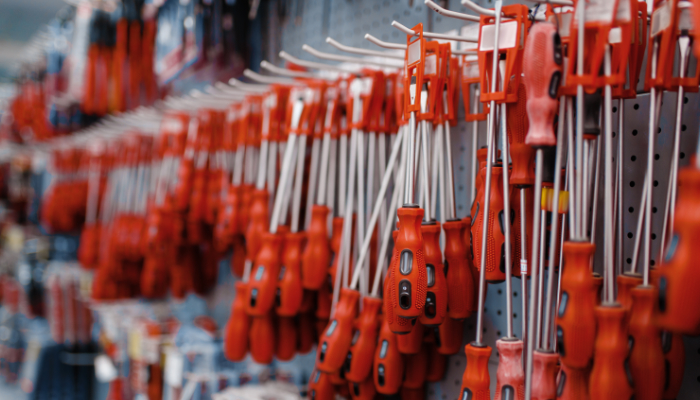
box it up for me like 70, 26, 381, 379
228, 77, 271, 92
325, 37, 403, 59
279, 50, 356, 73
260, 60, 334, 80
391, 20, 478, 42
302, 44, 403, 68
364, 33, 477, 55
424, 0, 480, 21
244, 69, 297, 85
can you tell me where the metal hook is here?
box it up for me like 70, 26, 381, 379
425, 0, 480, 21
364, 33, 477, 55
325, 37, 403, 59
302, 44, 403, 68
244, 69, 297, 85
260, 60, 335, 80
228, 77, 271, 93
391, 20, 478, 42
204, 85, 247, 100
279, 50, 356, 73
460, 0, 497, 16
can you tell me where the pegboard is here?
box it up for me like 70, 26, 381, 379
262, 1, 700, 399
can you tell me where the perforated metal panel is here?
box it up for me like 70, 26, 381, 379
263, 1, 700, 399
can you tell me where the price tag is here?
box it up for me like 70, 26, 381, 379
164, 350, 184, 388
520, 259, 528, 274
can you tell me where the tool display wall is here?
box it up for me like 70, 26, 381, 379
270, 0, 700, 398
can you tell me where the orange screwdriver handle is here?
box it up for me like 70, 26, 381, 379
555, 241, 597, 368
443, 219, 474, 319
657, 166, 700, 333
308, 369, 335, 400
593, 272, 603, 305
302, 205, 331, 290
373, 317, 404, 395
530, 350, 559, 400
385, 231, 415, 335
522, 22, 562, 147
470, 165, 507, 282
224, 282, 250, 361
246, 232, 283, 316
510, 143, 536, 188
435, 316, 464, 355
494, 339, 524, 400
245, 189, 269, 259
230, 234, 246, 277
628, 285, 664, 400
397, 318, 425, 355
298, 311, 316, 355
402, 344, 428, 389
616, 272, 642, 320
426, 342, 447, 382
276, 231, 305, 316
459, 343, 492, 400
316, 279, 332, 321
390, 206, 427, 318
556, 363, 590, 400
348, 376, 376, 400
419, 221, 447, 326
249, 313, 275, 365
345, 296, 383, 383
275, 315, 298, 362
316, 288, 360, 373
661, 331, 685, 399
588, 305, 633, 400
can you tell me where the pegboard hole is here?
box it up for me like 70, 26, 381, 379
634, 103, 640, 110
631, 155, 637, 161
626, 258, 632, 264
684, 96, 689, 104
629, 207, 634, 213
654, 180, 659, 187
613, 106, 618, 113
680, 152, 686, 159
513, 313, 518, 319
632, 129, 638, 136
497, 289, 502, 295
652, 233, 657, 240
655, 154, 660, 160
653, 207, 658, 213
497, 310, 502, 315
682, 124, 687, 132
651, 260, 656, 266
628, 232, 634, 238
513, 291, 518, 297
496, 331, 501, 337
630, 181, 636, 187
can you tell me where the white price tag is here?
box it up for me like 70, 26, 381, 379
651, 1, 671, 37
520, 259, 528, 274
164, 351, 184, 388
479, 21, 519, 51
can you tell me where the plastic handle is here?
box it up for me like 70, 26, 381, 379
397, 318, 425, 354
461, 216, 480, 313
345, 296, 383, 383
470, 165, 508, 282
230, 234, 246, 277
246, 189, 269, 258
275, 315, 298, 362
390, 206, 427, 319
494, 339, 525, 400
316, 280, 332, 321
589, 305, 633, 400
246, 232, 283, 316
510, 144, 536, 188
512, 186, 533, 277
616, 272, 642, 321
435, 316, 464, 355
238, 184, 255, 234
661, 331, 685, 399
426, 341, 447, 382
628, 285, 664, 400
556, 363, 590, 400
403, 344, 429, 389
249, 313, 275, 364
302, 205, 332, 290
506, 83, 530, 146
401, 387, 425, 400
373, 317, 404, 395
592, 272, 603, 305
298, 311, 316, 355
443, 219, 475, 319
214, 186, 238, 252
419, 221, 447, 326
530, 350, 559, 400
276, 231, 304, 316
459, 342, 492, 400
316, 288, 360, 373
555, 241, 597, 368
385, 231, 415, 335
523, 22, 561, 147
657, 167, 700, 333
348, 376, 377, 400
308, 369, 335, 400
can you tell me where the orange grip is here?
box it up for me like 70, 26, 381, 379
530, 350, 559, 400
348, 376, 376, 400
523, 22, 561, 148
385, 231, 416, 335
276, 231, 304, 316
555, 241, 597, 368
657, 167, 700, 333
249, 313, 275, 364
308, 369, 335, 400
510, 143, 536, 188
373, 317, 403, 395
316, 288, 360, 373
419, 221, 447, 326
397, 318, 425, 354
628, 285, 664, 400
435, 316, 464, 355
298, 312, 316, 354
556, 363, 590, 400
230, 234, 246, 278
345, 296, 383, 383
512, 187, 533, 277
616, 272, 642, 322
459, 343, 492, 400
592, 272, 603, 304
470, 165, 508, 282
661, 331, 685, 399
400, 386, 425, 400
494, 339, 524, 400
316, 280, 332, 321
327, 217, 344, 295
224, 185, 244, 236
425, 342, 447, 382
589, 305, 633, 400
246, 232, 283, 316
78, 223, 100, 269
238, 184, 255, 233
506, 83, 530, 146
302, 205, 332, 290
443, 219, 474, 319
275, 315, 298, 362
140, 253, 169, 299
461, 216, 480, 313
390, 206, 427, 318
402, 344, 428, 389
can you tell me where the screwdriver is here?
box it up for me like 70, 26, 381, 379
308, 369, 335, 400
276, 314, 298, 362
373, 310, 404, 395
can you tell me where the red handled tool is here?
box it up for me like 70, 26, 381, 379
443, 218, 475, 319
418, 221, 447, 326
344, 296, 382, 383
373, 314, 404, 395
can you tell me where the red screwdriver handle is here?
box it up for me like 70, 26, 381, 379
506, 83, 530, 146
316, 288, 360, 373
390, 206, 427, 319
402, 344, 429, 389
230, 234, 246, 277
589, 305, 633, 400
276, 231, 305, 316
302, 205, 331, 290
224, 282, 250, 361
249, 313, 275, 364
556, 363, 590, 400
385, 230, 415, 335
298, 311, 316, 355
426, 341, 447, 382
345, 296, 383, 383
419, 221, 447, 326
494, 339, 524, 400
245, 189, 269, 261
461, 216, 480, 313
555, 241, 597, 368
459, 343, 492, 400
616, 272, 642, 322
470, 165, 508, 282
397, 318, 424, 355
435, 316, 464, 355
275, 315, 298, 362
373, 316, 404, 395
628, 285, 664, 400
523, 22, 562, 147
443, 219, 475, 319
327, 217, 344, 295
348, 376, 376, 400
246, 232, 283, 316
308, 369, 335, 400
531, 350, 559, 400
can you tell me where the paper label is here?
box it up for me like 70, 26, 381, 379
479, 21, 519, 51
408, 39, 422, 66
651, 2, 671, 37
164, 350, 184, 388
520, 259, 528, 274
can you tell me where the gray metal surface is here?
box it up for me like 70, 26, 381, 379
265, 1, 700, 399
